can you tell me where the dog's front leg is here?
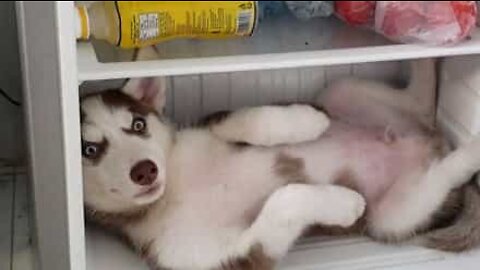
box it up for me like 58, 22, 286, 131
234, 184, 365, 262
207, 105, 330, 146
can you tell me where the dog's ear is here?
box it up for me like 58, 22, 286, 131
122, 47, 166, 112
122, 77, 167, 112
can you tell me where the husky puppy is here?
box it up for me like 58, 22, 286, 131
81, 49, 480, 269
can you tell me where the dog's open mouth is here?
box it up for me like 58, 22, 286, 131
135, 183, 161, 198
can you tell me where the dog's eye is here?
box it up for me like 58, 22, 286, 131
131, 117, 147, 133
82, 143, 99, 159
81, 139, 108, 162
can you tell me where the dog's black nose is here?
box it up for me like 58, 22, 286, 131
130, 159, 158, 186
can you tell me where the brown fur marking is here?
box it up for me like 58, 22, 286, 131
87, 221, 136, 254
100, 90, 159, 116
273, 102, 330, 117
199, 110, 232, 127
305, 214, 367, 237
215, 244, 275, 270
426, 183, 480, 252
89, 217, 170, 270
334, 169, 361, 194
429, 132, 452, 159
140, 240, 154, 259
138, 239, 173, 270
274, 152, 308, 183
85, 204, 158, 267
200, 110, 252, 147
80, 108, 87, 124
122, 127, 152, 138
84, 204, 151, 230
232, 142, 252, 148
80, 90, 161, 125
430, 187, 465, 230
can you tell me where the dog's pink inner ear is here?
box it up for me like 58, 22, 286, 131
139, 78, 156, 103
123, 77, 166, 111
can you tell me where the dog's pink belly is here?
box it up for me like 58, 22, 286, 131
338, 123, 431, 203
299, 122, 431, 204
345, 141, 410, 203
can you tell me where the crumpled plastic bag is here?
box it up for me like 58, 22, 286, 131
258, 1, 334, 21
285, 1, 334, 21
335, 1, 477, 45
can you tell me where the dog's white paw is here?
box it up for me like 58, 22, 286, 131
211, 105, 330, 146
261, 104, 330, 146
264, 184, 365, 229
287, 104, 330, 143
314, 185, 366, 227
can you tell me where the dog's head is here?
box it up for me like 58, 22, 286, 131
80, 74, 172, 214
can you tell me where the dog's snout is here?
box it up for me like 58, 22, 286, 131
130, 160, 158, 186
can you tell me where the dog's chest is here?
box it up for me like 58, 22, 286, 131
169, 129, 282, 196
129, 130, 285, 268
163, 130, 282, 225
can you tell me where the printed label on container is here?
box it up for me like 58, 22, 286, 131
114, 1, 257, 48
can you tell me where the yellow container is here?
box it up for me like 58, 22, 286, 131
75, 1, 258, 49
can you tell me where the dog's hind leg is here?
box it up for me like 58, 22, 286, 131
367, 135, 480, 242
234, 184, 365, 260
317, 59, 437, 130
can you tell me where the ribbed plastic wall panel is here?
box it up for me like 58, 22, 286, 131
164, 62, 405, 125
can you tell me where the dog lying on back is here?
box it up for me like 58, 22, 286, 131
80, 49, 480, 269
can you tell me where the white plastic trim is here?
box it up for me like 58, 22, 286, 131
77, 30, 480, 80
16, 2, 86, 270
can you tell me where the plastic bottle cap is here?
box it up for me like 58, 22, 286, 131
75, 5, 90, 40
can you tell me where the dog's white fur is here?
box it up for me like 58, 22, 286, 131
211, 104, 330, 146
81, 49, 480, 270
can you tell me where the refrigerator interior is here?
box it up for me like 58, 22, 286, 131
82, 57, 480, 270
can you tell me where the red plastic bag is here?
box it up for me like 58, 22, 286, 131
335, 1, 477, 45
335, 1, 376, 27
